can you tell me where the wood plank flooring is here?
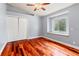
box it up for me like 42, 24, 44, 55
1, 37, 79, 56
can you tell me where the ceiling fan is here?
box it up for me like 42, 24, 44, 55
26, 3, 50, 11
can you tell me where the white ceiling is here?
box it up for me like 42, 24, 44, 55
9, 3, 74, 16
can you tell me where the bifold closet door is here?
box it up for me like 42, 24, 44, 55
18, 17, 27, 39
6, 16, 18, 41
6, 16, 28, 42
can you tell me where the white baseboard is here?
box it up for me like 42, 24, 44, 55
27, 36, 43, 39
0, 36, 79, 55
42, 36, 79, 49
26, 36, 79, 49
0, 42, 7, 54
0, 36, 42, 54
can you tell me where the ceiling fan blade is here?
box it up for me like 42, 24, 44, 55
34, 8, 37, 11
41, 7, 46, 10
42, 3, 50, 5
26, 4, 34, 6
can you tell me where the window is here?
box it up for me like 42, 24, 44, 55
47, 11, 69, 36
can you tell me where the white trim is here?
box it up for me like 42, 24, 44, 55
47, 11, 69, 36
27, 36, 43, 39
42, 36, 79, 49
6, 15, 28, 42
0, 36, 79, 55
26, 36, 79, 49
52, 16, 69, 35
49, 11, 69, 18
0, 42, 7, 54
0, 36, 42, 54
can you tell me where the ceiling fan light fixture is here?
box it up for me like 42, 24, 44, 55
26, 3, 50, 11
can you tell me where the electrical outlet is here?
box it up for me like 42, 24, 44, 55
72, 41, 76, 44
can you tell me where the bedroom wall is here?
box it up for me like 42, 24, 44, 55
6, 4, 41, 39
0, 3, 7, 51
0, 3, 42, 52
41, 4, 79, 47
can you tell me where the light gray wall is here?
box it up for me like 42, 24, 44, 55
1, 3, 79, 51
0, 3, 7, 50
6, 4, 42, 39
41, 4, 79, 47
0, 3, 42, 51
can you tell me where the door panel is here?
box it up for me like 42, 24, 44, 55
6, 16, 27, 42
18, 17, 27, 39
6, 16, 18, 42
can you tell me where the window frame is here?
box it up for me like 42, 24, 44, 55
47, 11, 69, 36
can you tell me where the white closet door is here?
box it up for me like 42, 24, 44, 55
6, 16, 18, 42
18, 17, 27, 39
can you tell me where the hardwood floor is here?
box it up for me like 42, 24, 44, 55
1, 37, 79, 56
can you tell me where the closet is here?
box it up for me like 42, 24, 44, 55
6, 15, 28, 42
